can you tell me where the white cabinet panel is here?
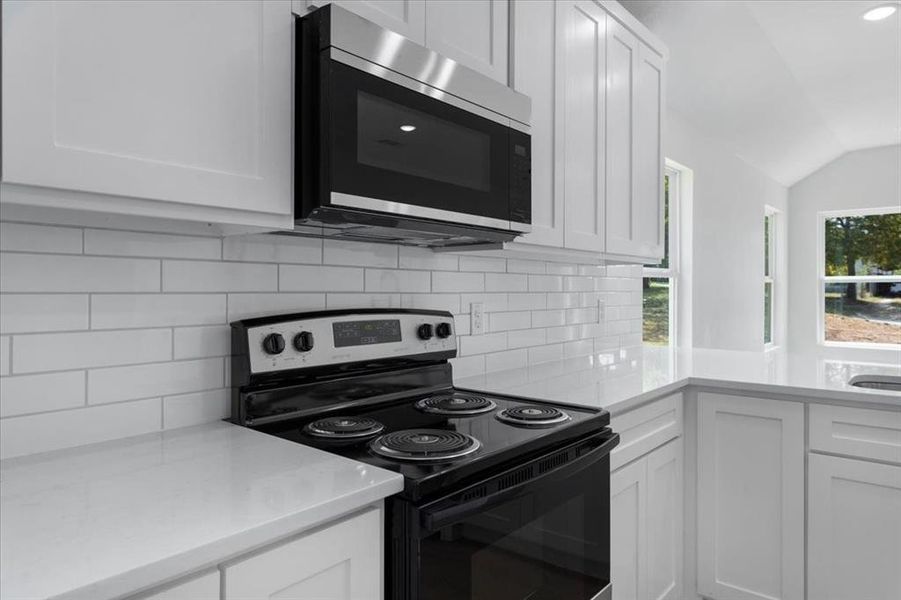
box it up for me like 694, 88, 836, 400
809, 403, 901, 464
634, 43, 665, 259
611, 458, 646, 600
512, 0, 563, 248
646, 439, 681, 600
306, 0, 426, 43
424, 0, 508, 83
2, 1, 293, 219
611, 393, 682, 471
559, 0, 606, 252
697, 393, 804, 600
136, 571, 219, 600
223, 507, 382, 600
808, 454, 901, 600
611, 438, 682, 600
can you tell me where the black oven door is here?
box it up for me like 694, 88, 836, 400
321, 56, 530, 231
389, 431, 618, 600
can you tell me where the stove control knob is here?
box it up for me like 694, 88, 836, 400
262, 333, 285, 355
293, 331, 314, 352
435, 322, 452, 339
417, 323, 434, 340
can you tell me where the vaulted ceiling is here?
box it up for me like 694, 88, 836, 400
621, 0, 901, 186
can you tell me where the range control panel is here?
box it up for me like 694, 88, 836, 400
245, 312, 456, 374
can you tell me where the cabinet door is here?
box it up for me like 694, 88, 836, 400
697, 393, 804, 600
223, 507, 382, 600
558, 0, 606, 252
511, 0, 562, 248
2, 1, 293, 217
611, 458, 647, 600
137, 571, 219, 600
646, 439, 682, 600
808, 454, 901, 600
633, 43, 665, 259
424, 0, 508, 83
306, 0, 426, 43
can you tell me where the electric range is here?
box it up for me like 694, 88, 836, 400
231, 309, 618, 600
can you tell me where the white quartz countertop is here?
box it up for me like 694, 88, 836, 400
0, 422, 403, 600
458, 347, 901, 415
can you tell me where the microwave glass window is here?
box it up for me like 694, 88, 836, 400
357, 92, 491, 192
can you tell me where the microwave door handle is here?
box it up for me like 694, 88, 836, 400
421, 433, 619, 531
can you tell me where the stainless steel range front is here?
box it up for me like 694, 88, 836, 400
294, 5, 532, 248
231, 309, 619, 600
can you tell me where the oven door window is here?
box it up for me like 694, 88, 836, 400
418, 456, 610, 600
329, 60, 511, 223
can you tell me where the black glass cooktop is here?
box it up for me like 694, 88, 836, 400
255, 388, 610, 501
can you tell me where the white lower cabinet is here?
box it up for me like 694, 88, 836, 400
136, 571, 219, 600
808, 451, 901, 600
611, 438, 682, 600
696, 392, 804, 600
222, 507, 383, 600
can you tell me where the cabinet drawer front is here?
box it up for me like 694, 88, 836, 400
134, 571, 219, 600
610, 393, 682, 471
809, 404, 901, 464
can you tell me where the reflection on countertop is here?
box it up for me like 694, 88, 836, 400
457, 346, 901, 415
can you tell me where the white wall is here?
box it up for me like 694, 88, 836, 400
0, 221, 643, 459
787, 144, 901, 361
665, 110, 789, 351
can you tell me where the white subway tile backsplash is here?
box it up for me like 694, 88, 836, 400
0, 219, 642, 458
280, 265, 363, 292
398, 247, 459, 271
89, 358, 223, 405
0, 254, 160, 293
0, 372, 86, 417
528, 275, 563, 292
485, 273, 528, 292
174, 326, 231, 360
91, 294, 226, 329
459, 332, 507, 356
485, 349, 527, 372
84, 229, 220, 259
324, 241, 398, 268
0, 223, 83, 254
223, 235, 321, 264
365, 269, 430, 293
488, 311, 531, 332
227, 293, 326, 321
164, 261, 277, 292
433, 271, 484, 293
0, 294, 89, 334
0, 398, 161, 459
0, 337, 8, 376
163, 388, 229, 430
459, 256, 506, 272
13, 329, 171, 374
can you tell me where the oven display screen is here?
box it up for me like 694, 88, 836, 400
333, 320, 402, 347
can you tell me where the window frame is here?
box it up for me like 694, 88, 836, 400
764, 206, 777, 349
642, 165, 680, 346
816, 206, 901, 349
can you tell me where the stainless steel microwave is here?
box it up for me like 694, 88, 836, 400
294, 4, 532, 248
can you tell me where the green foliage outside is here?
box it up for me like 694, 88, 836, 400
824, 213, 901, 277
642, 279, 669, 345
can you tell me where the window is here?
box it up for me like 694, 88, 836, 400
819, 209, 901, 346
643, 167, 678, 346
764, 207, 777, 347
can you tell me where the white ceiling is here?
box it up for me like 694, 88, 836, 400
621, 0, 901, 186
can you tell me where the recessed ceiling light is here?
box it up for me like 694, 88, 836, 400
862, 4, 897, 20
400, 124, 416, 132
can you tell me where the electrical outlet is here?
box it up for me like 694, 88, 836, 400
471, 302, 485, 335
597, 298, 606, 324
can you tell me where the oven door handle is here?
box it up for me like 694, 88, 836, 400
421, 432, 619, 531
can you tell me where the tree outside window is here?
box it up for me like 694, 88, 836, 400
820, 210, 901, 345
643, 170, 676, 345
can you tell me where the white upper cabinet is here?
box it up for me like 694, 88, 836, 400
697, 393, 804, 600
559, 0, 607, 253
424, 1, 509, 83
511, 0, 563, 248
305, 0, 426, 43
1, 1, 294, 227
